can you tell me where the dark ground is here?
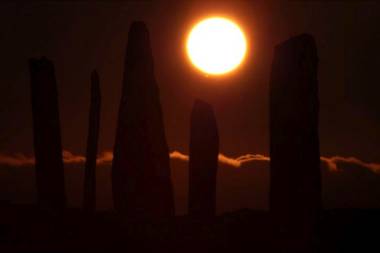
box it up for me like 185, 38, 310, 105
1, 204, 379, 253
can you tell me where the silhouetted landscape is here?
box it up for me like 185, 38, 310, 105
1, 2, 380, 253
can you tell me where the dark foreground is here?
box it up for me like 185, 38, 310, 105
1, 205, 379, 252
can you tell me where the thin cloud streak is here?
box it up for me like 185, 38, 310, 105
169, 152, 270, 167
170, 151, 189, 162
321, 156, 380, 174
0, 150, 379, 175
63, 150, 85, 164
0, 153, 34, 167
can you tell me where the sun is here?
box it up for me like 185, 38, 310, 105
186, 17, 247, 76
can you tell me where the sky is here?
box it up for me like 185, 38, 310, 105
0, 1, 379, 214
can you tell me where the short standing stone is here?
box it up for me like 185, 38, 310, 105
189, 99, 219, 218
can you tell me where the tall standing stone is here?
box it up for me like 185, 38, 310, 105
189, 99, 219, 218
111, 22, 174, 220
83, 70, 101, 213
269, 34, 321, 249
29, 57, 66, 212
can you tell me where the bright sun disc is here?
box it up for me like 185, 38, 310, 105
186, 17, 247, 75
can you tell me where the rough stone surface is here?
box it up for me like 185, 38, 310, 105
269, 34, 321, 249
111, 21, 174, 220
83, 70, 101, 213
29, 57, 66, 212
189, 99, 219, 218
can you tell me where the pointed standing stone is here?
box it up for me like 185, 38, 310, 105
29, 57, 66, 212
83, 70, 101, 213
111, 22, 174, 220
269, 34, 321, 250
189, 99, 219, 218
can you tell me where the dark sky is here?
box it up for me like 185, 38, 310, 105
0, 1, 379, 213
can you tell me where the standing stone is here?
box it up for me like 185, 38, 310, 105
29, 57, 66, 212
111, 21, 174, 220
83, 70, 101, 213
189, 99, 219, 218
269, 34, 321, 250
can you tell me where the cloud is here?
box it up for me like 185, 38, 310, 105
0, 150, 379, 175
321, 156, 380, 174
62, 150, 114, 165
233, 154, 270, 166
170, 151, 189, 162
62, 150, 85, 164
96, 151, 113, 165
0, 150, 108, 167
168, 151, 269, 167
0, 153, 34, 167
218, 153, 270, 167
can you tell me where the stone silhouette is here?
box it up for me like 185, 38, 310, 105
83, 70, 101, 213
188, 99, 219, 218
111, 21, 174, 220
29, 57, 66, 212
269, 34, 321, 250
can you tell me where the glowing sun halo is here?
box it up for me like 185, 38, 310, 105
186, 17, 247, 75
